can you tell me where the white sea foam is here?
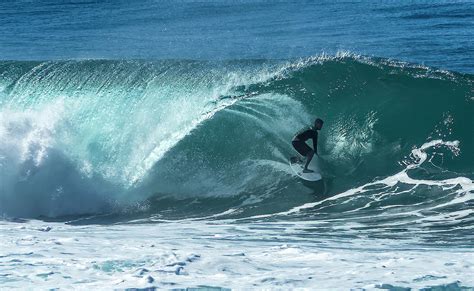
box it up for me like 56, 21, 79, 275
0, 219, 472, 289
248, 139, 473, 220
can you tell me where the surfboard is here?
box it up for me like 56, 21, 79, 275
289, 156, 322, 181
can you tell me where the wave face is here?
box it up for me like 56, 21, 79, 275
0, 56, 473, 228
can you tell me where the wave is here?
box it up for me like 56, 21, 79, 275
0, 54, 473, 222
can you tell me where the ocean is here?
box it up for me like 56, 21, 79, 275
0, 1, 473, 289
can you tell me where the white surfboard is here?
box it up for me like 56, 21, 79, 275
289, 156, 322, 181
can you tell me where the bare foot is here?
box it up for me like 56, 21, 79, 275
303, 168, 314, 173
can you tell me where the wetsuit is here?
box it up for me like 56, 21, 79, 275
292, 127, 318, 157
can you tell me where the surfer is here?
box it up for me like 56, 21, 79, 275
291, 118, 324, 173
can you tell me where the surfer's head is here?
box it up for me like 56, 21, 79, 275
314, 118, 324, 130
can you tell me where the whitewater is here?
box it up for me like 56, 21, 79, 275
1, 1, 474, 289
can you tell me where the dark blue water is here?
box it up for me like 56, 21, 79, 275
1, 1, 473, 72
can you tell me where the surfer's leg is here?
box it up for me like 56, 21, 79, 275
303, 150, 314, 173
292, 140, 305, 162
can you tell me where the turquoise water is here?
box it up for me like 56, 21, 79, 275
0, 1, 473, 289
1, 56, 472, 224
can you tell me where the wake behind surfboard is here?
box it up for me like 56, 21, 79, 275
289, 156, 322, 181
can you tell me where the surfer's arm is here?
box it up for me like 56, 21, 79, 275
312, 133, 318, 155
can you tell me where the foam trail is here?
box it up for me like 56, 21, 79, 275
246, 140, 472, 220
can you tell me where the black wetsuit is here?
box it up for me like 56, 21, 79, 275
292, 127, 318, 157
